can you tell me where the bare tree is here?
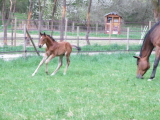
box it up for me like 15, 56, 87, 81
85, 0, 92, 45
2, 0, 14, 45
25, 0, 33, 45
27, 0, 33, 30
60, 0, 66, 41
13, 0, 16, 17
152, 0, 160, 22
51, 0, 58, 36
38, 0, 46, 40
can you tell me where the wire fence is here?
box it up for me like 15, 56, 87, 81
0, 19, 156, 56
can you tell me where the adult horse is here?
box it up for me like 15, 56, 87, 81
32, 32, 81, 76
134, 21, 160, 81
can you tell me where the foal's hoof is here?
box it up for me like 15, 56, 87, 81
148, 79, 153, 81
51, 73, 55, 76
46, 72, 49, 75
32, 73, 35, 76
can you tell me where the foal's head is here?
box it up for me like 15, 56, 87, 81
133, 56, 150, 79
39, 32, 48, 48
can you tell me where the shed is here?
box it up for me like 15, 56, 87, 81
104, 12, 122, 34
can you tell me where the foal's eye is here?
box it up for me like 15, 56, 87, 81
137, 61, 139, 65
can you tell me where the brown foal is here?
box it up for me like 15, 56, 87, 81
32, 32, 81, 76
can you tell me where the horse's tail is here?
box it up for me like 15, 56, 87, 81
72, 45, 81, 52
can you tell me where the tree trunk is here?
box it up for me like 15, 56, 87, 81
2, 0, 13, 45
85, 0, 92, 45
27, 0, 33, 30
26, 0, 33, 45
152, 0, 160, 22
153, 9, 160, 22
60, 0, 66, 41
51, 0, 58, 36
38, 0, 46, 41
13, 0, 16, 17
38, 0, 42, 41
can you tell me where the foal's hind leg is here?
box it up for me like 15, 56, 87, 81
63, 54, 70, 75
51, 56, 63, 76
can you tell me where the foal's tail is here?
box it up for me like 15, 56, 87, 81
72, 45, 81, 52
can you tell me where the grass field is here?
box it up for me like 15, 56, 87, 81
0, 53, 160, 120
0, 44, 141, 53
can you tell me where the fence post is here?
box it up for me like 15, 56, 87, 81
23, 24, 27, 58
72, 22, 75, 34
14, 17, 17, 46
38, 17, 42, 42
126, 27, 130, 51
77, 26, 79, 47
96, 23, 98, 35
149, 21, 152, 30
109, 21, 112, 43
26, 29, 40, 56
11, 22, 13, 46
65, 18, 68, 41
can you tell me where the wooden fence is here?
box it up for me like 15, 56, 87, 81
0, 19, 156, 54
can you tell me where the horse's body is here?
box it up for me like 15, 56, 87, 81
134, 21, 160, 80
32, 32, 81, 76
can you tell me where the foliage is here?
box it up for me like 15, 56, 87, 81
103, 0, 153, 23
0, 54, 160, 119
0, 0, 153, 23
15, 0, 28, 13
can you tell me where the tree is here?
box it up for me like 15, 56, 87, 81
27, 0, 33, 30
152, 0, 160, 22
51, 0, 58, 36
37, 0, 46, 40
102, 0, 153, 23
2, 0, 14, 45
60, 0, 66, 41
85, 0, 92, 45
66, 0, 88, 21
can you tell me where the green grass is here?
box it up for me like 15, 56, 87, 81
14, 12, 28, 20
0, 53, 160, 119
81, 44, 141, 51
0, 45, 44, 53
0, 44, 141, 53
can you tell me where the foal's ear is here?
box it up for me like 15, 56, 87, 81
40, 32, 43, 36
44, 32, 46, 36
133, 56, 141, 59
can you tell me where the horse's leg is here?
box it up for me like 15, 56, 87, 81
45, 54, 55, 74
148, 47, 160, 81
63, 54, 70, 75
51, 56, 63, 76
32, 54, 48, 76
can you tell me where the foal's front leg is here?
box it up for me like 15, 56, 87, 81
45, 54, 55, 74
32, 54, 48, 76
148, 48, 160, 81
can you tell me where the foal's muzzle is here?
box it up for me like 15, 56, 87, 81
39, 45, 42, 48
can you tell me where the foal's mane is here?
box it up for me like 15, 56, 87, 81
139, 21, 160, 57
46, 34, 56, 42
